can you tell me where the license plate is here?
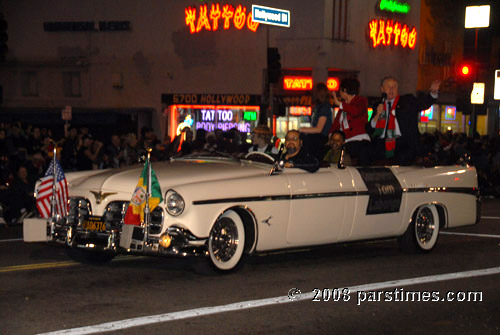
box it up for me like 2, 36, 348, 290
82, 216, 106, 232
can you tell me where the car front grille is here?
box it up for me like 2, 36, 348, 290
104, 201, 164, 235
67, 197, 165, 235
67, 197, 92, 227
149, 206, 165, 235
104, 201, 128, 230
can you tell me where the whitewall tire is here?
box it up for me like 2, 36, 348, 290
399, 204, 440, 253
208, 210, 246, 271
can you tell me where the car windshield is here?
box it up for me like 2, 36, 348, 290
176, 151, 241, 162
178, 151, 276, 165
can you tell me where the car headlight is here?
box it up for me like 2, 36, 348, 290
165, 190, 184, 216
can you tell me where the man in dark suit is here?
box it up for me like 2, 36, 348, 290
367, 77, 441, 165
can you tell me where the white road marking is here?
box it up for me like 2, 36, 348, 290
440, 232, 500, 239
37, 266, 500, 335
0, 238, 23, 243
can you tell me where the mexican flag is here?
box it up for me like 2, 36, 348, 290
124, 162, 163, 226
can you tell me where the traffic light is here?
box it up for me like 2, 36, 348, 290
0, 14, 7, 62
272, 96, 286, 116
460, 64, 470, 76
267, 47, 281, 84
456, 61, 474, 82
455, 61, 475, 115
456, 83, 471, 115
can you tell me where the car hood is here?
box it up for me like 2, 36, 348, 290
67, 158, 270, 193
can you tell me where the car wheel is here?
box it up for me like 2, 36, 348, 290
66, 247, 116, 264
398, 204, 440, 253
207, 210, 246, 272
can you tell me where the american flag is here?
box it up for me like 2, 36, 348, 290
36, 158, 69, 218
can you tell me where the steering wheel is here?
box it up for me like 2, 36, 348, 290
243, 151, 276, 165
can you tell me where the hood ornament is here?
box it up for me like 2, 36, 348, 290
90, 191, 117, 204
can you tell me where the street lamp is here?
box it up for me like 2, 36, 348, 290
465, 6, 490, 28
464, 5, 490, 135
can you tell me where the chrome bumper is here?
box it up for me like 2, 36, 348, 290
158, 226, 208, 257
62, 224, 207, 257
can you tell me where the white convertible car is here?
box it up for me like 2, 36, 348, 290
24, 152, 480, 272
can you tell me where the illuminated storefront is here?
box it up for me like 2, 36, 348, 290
162, 93, 260, 140
274, 102, 312, 139
417, 104, 484, 134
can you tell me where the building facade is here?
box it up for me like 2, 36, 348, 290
417, 0, 500, 137
0, 0, 424, 140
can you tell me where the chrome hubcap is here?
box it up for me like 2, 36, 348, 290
416, 207, 435, 245
210, 218, 239, 262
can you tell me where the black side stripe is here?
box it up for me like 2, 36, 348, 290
405, 187, 479, 196
192, 187, 477, 205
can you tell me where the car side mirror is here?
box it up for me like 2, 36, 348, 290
458, 153, 472, 167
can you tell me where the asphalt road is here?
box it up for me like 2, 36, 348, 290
1, 199, 499, 335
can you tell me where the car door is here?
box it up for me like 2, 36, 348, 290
345, 167, 407, 241
285, 166, 355, 246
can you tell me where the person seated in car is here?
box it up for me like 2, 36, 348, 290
248, 125, 279, 156
323, 130, 352, 166
283, 130, 319, 173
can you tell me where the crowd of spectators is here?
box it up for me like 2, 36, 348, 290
418, 130, 500, 198
0, 120, 498, 224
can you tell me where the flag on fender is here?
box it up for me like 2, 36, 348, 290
124, 162, 162, 225
36, 158, 69, 218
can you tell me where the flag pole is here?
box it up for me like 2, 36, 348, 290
50, 142, 57, 236
143, 147, 152, 244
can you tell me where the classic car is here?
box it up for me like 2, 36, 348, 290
24, 152, 480, 272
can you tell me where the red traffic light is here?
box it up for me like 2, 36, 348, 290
460, 65, 470, 76
457, 62, 473, 79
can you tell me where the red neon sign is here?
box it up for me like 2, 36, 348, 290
289, 106, 312, 116
368, 19, 417, 49
327, 78, 339, 91
283, 77, 313, 90
283, 76, 340, 91
185, 3, 259, 34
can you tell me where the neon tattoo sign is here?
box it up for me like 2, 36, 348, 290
185, 3, 259, 34
283, 76, 313, 90
169, 105, 259, 140
283, 76, 340, 91
368, 19, 416, 49
327, 78, 340, 91
197, 109, 251, 132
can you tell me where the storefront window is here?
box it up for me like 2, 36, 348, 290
168, 104, 259, 140
417, 104, 473, 134
274, 106, 312, 139
275, 115, 310, 139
